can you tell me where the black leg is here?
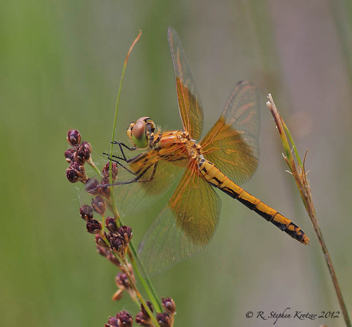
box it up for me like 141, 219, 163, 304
113, 142, 136, 161
107, 162, 158, 186
104, 142, 140, 163
103, 154, 136, 175
111, 141, 136, 151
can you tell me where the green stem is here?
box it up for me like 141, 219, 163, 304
128, 244, 163, 313
106, 30, 162, 315
87, 157, 103, 177
113, 252, 160, 327
108, 194, 162, 314
282, 122, 303, 167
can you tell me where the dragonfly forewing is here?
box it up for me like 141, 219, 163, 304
168, 27, 204, 140
201, 81, 260, 185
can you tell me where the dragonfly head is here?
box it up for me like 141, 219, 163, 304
127, 117, 156, 149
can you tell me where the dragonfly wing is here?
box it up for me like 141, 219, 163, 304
138, 161, 221, 276
168, 27, 204, 140
116, 159, 185, 217
201, 81, 260, 185
80, 158, 184, 218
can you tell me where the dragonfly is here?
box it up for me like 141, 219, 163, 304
106, 27, 309, 276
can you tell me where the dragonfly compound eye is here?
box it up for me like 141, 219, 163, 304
131, 120, 148, 148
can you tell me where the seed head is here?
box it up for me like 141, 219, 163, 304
135, 313, 151, 326
66, 163, 87, 183
116, 311, 133, 327
162, 297, 176, 315
111, 288, 124, 302
85, 178, 100, 195
141, 301, 154, 317
91, 196, 106, 216
105, 316, 118, 327
67, 129, 81, 146
75, 141, 91, 164
64, 148, 76, 163
96, 245, 121, 267
157, 313, 171, 327
106, 251, 121, 267
106, 217, 118, 233
86, 219, 102, 234
95, 234, 109, 248
136, 301, 154, 326
99, 179, 111, 199
102, 162, 118, 181
97, 245, 109, 257
115, 272, 131, 290
109, 235, 124, 254
79, 205, 93, 221
117, 226, 133, 245
66, 167, 79, 183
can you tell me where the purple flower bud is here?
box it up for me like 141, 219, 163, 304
106, 252, 121, 267
140, 301, 154, 318
99, 179, 111, 199
102, 162, 118, 181
97, 245, 109, 257
66, 167, 79, 183
86, 219, 102, 234
115, 273, 131, 289
91, 196, 106, 216
157, 313, 171, 327
85, 178, 100, 195
66, 165, 87, 183
117, 226, 133, 245
95, 234, 109, 248
66, 161, 87, 182
105, 316, 118, 327
79, 205, 93, 221
106, 217, 118, 233
116, 311, 133, 327
162, 297, 176, 315
75, 142, 91, 164
82, 141, 92, 154
67, 129, 81, 146
110, 235, 124, 253
135, 312, 151, 327
64, 148, 76, 163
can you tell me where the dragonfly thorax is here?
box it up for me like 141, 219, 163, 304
155, 129, 202, 160
184, 136, 202, 160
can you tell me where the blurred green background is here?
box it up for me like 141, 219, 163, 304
1, 1, 352, 326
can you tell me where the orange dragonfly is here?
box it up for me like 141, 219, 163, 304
107, 27, 309, 276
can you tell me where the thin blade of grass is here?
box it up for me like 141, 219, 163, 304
106, 30, 163, 315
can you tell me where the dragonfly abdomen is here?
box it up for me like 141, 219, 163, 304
198, 157, 309, 245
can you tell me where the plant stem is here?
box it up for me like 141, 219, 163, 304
267, 94, 351, 327
87, 157, 103, 177
128, 246, 163, 313
113, 252, 160, 327
106, 30, 162, 317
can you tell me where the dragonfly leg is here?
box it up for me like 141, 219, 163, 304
143, 161, 157, 182
103, 142, 142, 173
113, 142, 136, 158
104, 150, 151, 175
103, 153, 136, 175
107, 162, 158, 186
111, 141, 136, 150
105, 142, 137, 163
